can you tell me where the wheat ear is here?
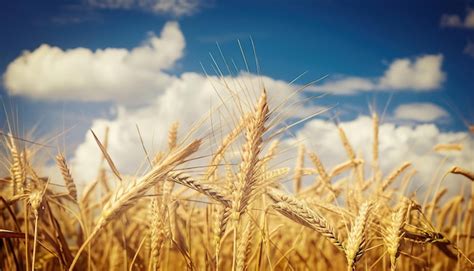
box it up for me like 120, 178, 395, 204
381, 162, 411, 190
7, 134, 24, 195
149, 198, 165, 270
449, 166, 474, 181
383, 203, 408, 271
433, 143, 462, 152
236, 220, 254, 271
168, 121, 179, 150
345, 201, 372, 271
168, 170, 231, 207
232, 90, 269, 222
267, 188, 344, 250
28, 190, 43, 271
55, 153, 78, 201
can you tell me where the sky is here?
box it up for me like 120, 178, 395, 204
0, 0, 473, 186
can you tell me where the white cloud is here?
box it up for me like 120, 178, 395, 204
70, 72, 314, 181
285, 116, 473, 195
308, 55, 445, 94
3, 22, 184, 104
379, 55, 445, 90
393, 103, 449, 122
307, 76, 375, 95
87, 0, 201, 16
440, 10, 474, 29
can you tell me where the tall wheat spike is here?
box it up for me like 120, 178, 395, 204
232, 90, 269, 222
56, 153, 78, 201
345, 201, 372, 271
383, 202, 408, 271
7, 134, 24, 195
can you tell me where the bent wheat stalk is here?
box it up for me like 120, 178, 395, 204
69, 139, 201, 271
449, 166, 474, 181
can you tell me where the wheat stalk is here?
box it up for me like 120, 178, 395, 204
168, 121, 179, 150
149, 198, 165, 271
206, 114, 248, 179
372, 112, 379, 169
69, 139, 201, 270
383, 203, 408, 271
294, 144, 305, 193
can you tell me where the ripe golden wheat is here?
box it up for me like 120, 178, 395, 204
0, 79, 473, 271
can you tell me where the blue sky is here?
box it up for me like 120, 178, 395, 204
1, 0, 473, 131
0, 0, 473, 180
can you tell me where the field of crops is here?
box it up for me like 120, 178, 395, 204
1, 82, 473, 271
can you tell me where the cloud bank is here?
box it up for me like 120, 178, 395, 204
308, 55, 445, 94
393, 103, 449, 123
69, 72, 314, 181
3, 22, 184, 104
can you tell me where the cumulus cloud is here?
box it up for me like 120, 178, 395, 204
3, 22, 184, 104
440, 9, 474, 29
307, 55, 445, 94
393, 103, 449, 122
70, 72, 314, 181
87, 0, 201, 16
378, 55, 445, 90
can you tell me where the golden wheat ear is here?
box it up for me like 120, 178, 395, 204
266, 188, 345, 251
449, 166, 474, 181
55, 153, 78, 201
345, 201, 373, 271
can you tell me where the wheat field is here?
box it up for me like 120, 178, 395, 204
0, 77, 473, 271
